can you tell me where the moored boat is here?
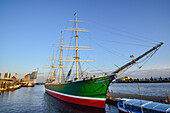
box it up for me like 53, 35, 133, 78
15, 84, 22, 89
117, 98, 170, 113
44, 13, 163, 108
7, 86, 14, 91
7, 84, 22, 91
21, 82, 34, 87
27, 83, 34, 87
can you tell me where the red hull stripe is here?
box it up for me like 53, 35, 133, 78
45, 89, 106, 108
45, 88, 105, 100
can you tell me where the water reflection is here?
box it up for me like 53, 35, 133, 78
44, 93, 106, 113
0, 85, 118, 113
106, 103, 119, 113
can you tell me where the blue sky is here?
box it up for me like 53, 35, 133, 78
0, 0, 170, 80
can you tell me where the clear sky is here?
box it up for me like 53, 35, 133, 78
0, 0, 170, 80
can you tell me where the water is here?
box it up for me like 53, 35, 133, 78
0, 85, 118, 113
1, 83, 169, 113
109, 83, 170, 97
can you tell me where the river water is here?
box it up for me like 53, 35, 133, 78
0, 83, 169, 113
109, 83, 170, 97
0, 85, 118, 113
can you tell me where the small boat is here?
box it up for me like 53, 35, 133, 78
7, 86, 14, 91
27, 83, 34, 87
117, 98, 170, 113
21, 82, 28, 87
13, 84, 21, 89
21, 82, 34, 87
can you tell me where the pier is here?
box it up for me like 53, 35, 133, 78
0, 78, 17, 91
106, 92, 170, 105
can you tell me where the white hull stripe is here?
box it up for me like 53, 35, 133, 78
45, 88, 106, 101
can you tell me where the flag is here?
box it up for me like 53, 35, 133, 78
130, 55, 134, 58
74, 12, 76, 16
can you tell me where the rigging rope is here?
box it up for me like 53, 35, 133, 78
78, 62, 83, 77
63, 27, 75, 73
86, 62, 105, 74
65, 59, 75, 80
89, 79, 105, 93
62, 17, 162, 80
85, 19, 160, 44
62, 68, 65, 82
100, 40, 153, 47
80, 35, 131, 61
118, 65, 133, 77
118, 48, 159, 77
54, 68, 59, 79
138, 48, 159, 68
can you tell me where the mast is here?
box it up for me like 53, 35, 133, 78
64, 12, 93, 80
59, 31, 63, 83
75, 13, 79, 79
51, 50, 55, 80
43, 50, 56, 82
113, 42, 163, 75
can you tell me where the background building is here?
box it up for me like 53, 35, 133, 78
22, 71, 37, 83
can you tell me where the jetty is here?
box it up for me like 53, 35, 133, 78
106, 92, 170, 105
0, 78, 22, 91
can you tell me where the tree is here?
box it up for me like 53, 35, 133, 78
154, 78, 157, 81
137, 78, 139, 82
159, 77, 162, 81
145, 78, 148, 82
129, 78, 133, 82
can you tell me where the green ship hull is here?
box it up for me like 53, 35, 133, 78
45, 75, 116, 108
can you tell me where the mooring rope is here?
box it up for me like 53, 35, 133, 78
89, 80, 105, 94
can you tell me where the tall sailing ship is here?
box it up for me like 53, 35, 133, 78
44, 13, 163, 108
